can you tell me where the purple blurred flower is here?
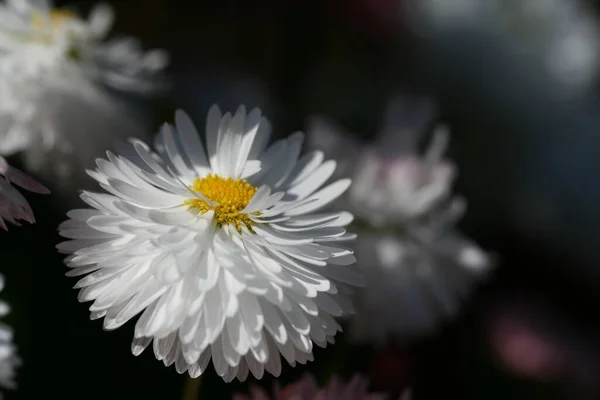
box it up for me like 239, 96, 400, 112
234, 374, 408, 400
0, 156, 49, 229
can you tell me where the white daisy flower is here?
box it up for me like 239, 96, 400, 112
57, 105, 360, 382
0, 274, 21, 394
0, 155, 49, 229
307, 97, 493, 343
0, 0, 168, 192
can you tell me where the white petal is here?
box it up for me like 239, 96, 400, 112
284, 179, 351, 216
88, 3, 114, 37
286, 160, 336, 200
234, 107, 262, 178
175, 110, 210, 175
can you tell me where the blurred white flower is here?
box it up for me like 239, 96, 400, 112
347, 129, 454, 228
0, 0, 168, 192
307, 97, 493, 343
509, 0, 600, 91
0, 275, 21, 395
233, 373, 404, 400
405, 0, 600, 94
57, 105, 361, 382
0, 155, 48, 229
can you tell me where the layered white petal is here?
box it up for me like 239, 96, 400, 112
0, 0, 168, 196
58, 106, 359, 381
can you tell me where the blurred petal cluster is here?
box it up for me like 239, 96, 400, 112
0, 155, 48, 229
58, 105, 360, 381
233, 374, 407, 400
405, 0, 600, 94
0, 0, 168, 192
308, 97, 493, 343
0, 275, 20, 395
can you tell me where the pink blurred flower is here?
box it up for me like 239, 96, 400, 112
487, 295, 600, 395
234, 374, 398, 400
490, 314, 564, 379
0, 156, 49, 229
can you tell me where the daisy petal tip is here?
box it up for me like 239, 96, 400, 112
207, 104, 222, 117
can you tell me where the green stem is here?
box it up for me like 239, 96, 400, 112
182, 376, 202, 400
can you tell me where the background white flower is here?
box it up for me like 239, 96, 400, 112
404, 0, 600, 95
0, 0, 169, 194
307, 96, 493, 343
57, 105, 361, 382
0, 155, 49, 229
0, 274, 21, 395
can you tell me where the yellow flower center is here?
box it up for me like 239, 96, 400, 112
31, 9, 79, 31
29, 9, 82, 59
184, 174, 261, 233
